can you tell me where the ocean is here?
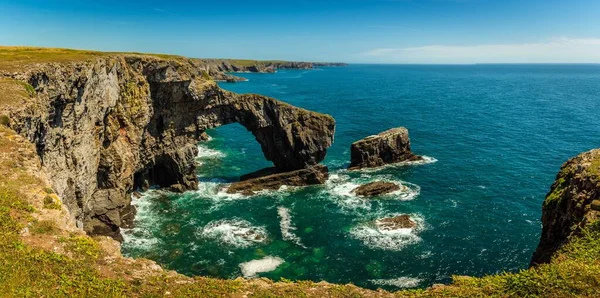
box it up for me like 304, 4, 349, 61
121, 64, 600, 290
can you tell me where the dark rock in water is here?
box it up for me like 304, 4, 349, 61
349, 127, 422, 170
132, 191, 143, 199
227, 164, 329, 195
352, 181, 402, 197
531, 149, 600, 266
199, 132, 211, 141
376, 215, 416, 231
168, 184, 187, 193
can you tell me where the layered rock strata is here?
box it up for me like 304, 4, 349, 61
227, 164, 329, 195
5, 55, 335, 239
349, 127, 422, 170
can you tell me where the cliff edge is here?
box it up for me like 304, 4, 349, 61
1, 49, 334, 240
531, 149, 600, 265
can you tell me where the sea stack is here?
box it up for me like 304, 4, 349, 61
349, 127, 422, 170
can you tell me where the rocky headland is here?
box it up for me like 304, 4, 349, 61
191, 59, 347, 83
1, 49, 335, 240
531, 148, 600, 265
349, 127, 422, 170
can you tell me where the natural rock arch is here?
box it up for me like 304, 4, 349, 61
11, 56, 335, 239
146, 78, 335, 172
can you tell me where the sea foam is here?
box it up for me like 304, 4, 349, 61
350, 214, 425, 251
198, 219, 268, 248
239, 256, 285, 278
277, 206, 306, 248
369, 277, 422, 288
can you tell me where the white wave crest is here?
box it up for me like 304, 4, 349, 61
323, 173, 421, 213
196, 144, 225, 165
370, 277, 422, 288
277, 206, 306, 248
239, 256, 284, 278
350, 214, 425, 251
120, 191, 163, 251
198, 219, 268, 248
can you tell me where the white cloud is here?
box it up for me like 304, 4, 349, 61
362, 38, 600, 64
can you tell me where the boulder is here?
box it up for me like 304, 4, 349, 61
376, 215, 417, 231
349, 127, 422, 170
352, 181, 402, 197
227, 164, 329, 195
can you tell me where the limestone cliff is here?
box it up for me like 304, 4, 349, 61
3, 55, 335, 240
531, 149, 600, 265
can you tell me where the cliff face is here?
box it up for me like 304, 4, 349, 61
5, 55, 335, 240
531, 149, 600, 265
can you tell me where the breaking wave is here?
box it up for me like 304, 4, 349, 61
350, 214, 425, 251
197, 219, 268, 248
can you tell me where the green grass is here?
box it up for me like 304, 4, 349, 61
0, 46, 186, 72
30, 220, 58, 235
43, 195, 61, 210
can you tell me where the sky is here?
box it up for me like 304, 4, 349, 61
1, 0, 600, 64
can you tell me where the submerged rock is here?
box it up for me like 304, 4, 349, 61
227, 164, 329, 195
352, 181, 402, 197
531, 149, 600, 266
349, 127, 422, 170
376, 215, 417, 231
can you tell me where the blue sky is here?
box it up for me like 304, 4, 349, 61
1, 0, 600, 63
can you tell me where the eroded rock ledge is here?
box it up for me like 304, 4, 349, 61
5, 55, 335, 239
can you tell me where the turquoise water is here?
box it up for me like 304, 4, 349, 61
122, 65, 600, 289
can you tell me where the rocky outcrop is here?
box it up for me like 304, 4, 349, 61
5, 55, 335, 240
531, 149, 600, 265
376, 215, 417, 231
190, 59, 347, 83
349, 127, 422, 170
352, 181, 402, 197
227, 164, 329, 195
